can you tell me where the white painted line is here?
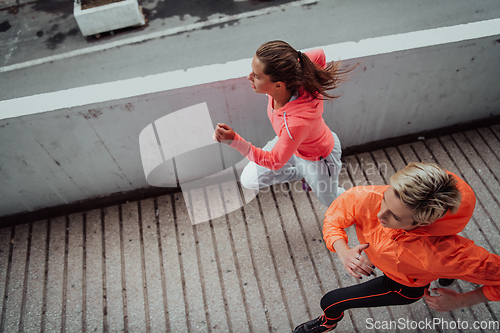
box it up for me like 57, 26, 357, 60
1, 18, 499, 121
319, 18, 500, 61
0, 0, 320, 74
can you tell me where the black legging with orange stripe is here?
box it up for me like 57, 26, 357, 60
320, 274, 429, 324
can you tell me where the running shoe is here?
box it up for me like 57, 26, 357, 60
294, 315, 337, 333
302, 179, 312, 192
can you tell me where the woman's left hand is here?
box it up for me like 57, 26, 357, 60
423, 288, 463, 312
213, 123, 236, 144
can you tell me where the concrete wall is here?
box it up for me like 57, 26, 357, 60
1, 19, 500, 217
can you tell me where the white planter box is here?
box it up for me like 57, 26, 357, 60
74, 0, 145, 37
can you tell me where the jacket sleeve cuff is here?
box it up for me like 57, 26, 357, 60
483, 285, 500, 301
228, 132, 241, 148
325, 235, 348, 253
229, 132, 251, 156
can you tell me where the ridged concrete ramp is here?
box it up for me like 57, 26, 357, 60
1, 125, 500, 333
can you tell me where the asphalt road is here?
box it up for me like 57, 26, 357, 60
1, 0, 500, 101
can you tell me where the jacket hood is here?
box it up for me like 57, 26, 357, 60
405, 172, 476, 237
272, 88, 322, 122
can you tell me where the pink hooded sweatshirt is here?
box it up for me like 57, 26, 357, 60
229, 49, 335, 170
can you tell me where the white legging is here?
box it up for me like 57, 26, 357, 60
240, 132, 343, 207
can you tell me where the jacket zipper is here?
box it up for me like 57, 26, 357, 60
394, 231, 406, 241
392, 231, 405, 259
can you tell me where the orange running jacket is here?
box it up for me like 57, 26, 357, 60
323, 172, 500, 301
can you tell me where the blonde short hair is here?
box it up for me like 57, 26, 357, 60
390, 162, 462, 226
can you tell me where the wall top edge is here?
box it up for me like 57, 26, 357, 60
1, 18, 499, 121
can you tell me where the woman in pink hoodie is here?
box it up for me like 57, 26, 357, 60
214, 40, 353, 206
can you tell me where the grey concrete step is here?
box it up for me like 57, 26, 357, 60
1, 126, 500, 332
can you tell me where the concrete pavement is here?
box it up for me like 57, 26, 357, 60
1, 0, 500, 100
1, 125, 500, 332
1, 1, 500, 332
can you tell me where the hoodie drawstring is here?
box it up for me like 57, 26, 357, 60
320, 156, 332, 178
283, 112, 294, 141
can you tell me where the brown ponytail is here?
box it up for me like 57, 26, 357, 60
255, 40, 355, 100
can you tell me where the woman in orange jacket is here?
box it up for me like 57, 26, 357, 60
294, 162, 500, 333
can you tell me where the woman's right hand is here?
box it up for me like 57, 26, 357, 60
338, 243, 375, 279
213, 123, 236, 144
